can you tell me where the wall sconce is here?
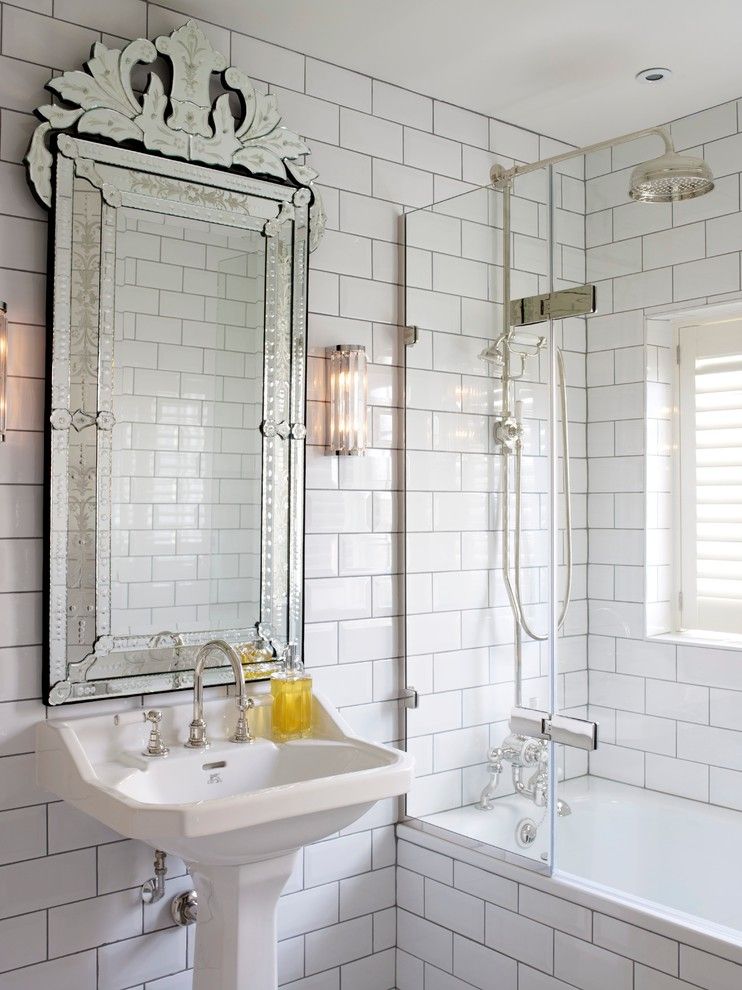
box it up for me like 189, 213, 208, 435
326, 344, 368, 455
0, 302, 7, 442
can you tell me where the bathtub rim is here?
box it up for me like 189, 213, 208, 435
397, 818, 742, 968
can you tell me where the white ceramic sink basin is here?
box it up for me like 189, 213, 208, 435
37, 689, 411, 862
115, 738, 388, 803
37, 688, 413, 990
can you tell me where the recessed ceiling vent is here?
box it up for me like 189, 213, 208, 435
636, 67, 672, 83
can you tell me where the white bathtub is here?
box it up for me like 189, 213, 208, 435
421, 775, 742, 937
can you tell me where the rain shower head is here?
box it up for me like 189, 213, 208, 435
629, 149, 714, 203
492, 125, 714, 206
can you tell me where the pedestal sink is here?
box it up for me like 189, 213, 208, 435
36, 690, 413, 990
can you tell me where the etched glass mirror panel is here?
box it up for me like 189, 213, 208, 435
26, 21, 324, 703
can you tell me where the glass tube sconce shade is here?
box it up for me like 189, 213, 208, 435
326, 345, 368, 455
0, 302, 7, 442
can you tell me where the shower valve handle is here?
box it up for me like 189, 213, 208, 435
494, 415, 521, 452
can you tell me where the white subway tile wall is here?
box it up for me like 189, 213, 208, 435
396, 831, 742, 990
0, 2, 567, 987
585, 100, 742, 810
4, 3, 742, 986
394, 95, 742, 990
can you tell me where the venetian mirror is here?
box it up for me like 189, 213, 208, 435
26, 21, 324, 704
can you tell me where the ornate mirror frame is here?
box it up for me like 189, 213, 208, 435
26, 21, 324, 704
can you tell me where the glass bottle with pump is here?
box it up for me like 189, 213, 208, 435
271, 642, 312, 741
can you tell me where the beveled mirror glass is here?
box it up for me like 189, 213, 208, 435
26, 21, 324, 704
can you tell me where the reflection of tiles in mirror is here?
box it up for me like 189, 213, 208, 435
110, 208, 265, 638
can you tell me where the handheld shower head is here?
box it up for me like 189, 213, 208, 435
479, 340, 505, 367
629, 149, 714, 203
479, 330, 547, 381
479, 330, 547, 364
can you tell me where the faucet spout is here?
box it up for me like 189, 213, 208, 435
185, 640, 250, 749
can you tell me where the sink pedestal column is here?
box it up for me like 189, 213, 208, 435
189, 850, 300, 990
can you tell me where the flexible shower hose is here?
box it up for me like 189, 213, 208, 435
502, 347, 573, 642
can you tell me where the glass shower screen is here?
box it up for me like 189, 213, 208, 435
402, 163, 590, 872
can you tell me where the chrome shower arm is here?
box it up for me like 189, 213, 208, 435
490, 125, 673, 187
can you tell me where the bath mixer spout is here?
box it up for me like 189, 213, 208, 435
478, 733, 570, 818
477, 746, 504, 810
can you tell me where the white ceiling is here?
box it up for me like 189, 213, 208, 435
172, 0, 742, 146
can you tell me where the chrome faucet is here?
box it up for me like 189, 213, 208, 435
478, 733, 571, 817
185, 639, 254, 749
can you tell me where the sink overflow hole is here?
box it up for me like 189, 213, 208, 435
202, 760, 227, 771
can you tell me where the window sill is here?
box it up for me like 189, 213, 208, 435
650, 631, 742, 653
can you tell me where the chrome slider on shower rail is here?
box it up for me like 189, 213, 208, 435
510, 283, 597, 327
510, 707, 598, 751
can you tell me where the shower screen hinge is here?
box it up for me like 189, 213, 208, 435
403, 686, 419, 709
404, 325, 419, 346
510, 707, 598, 751
676, 343, 681, 365
510, 283, 596, 327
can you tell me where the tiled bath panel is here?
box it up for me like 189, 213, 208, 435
0, 1, 571, 986
395, 829, 742, 990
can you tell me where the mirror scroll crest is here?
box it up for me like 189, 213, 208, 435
24, 19, 324, 249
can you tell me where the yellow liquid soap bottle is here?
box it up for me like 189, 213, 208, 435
271, 642, 312, 741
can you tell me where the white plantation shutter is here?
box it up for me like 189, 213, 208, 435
678, 319, 742, 636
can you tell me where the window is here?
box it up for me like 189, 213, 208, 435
677, 318, 742, 638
